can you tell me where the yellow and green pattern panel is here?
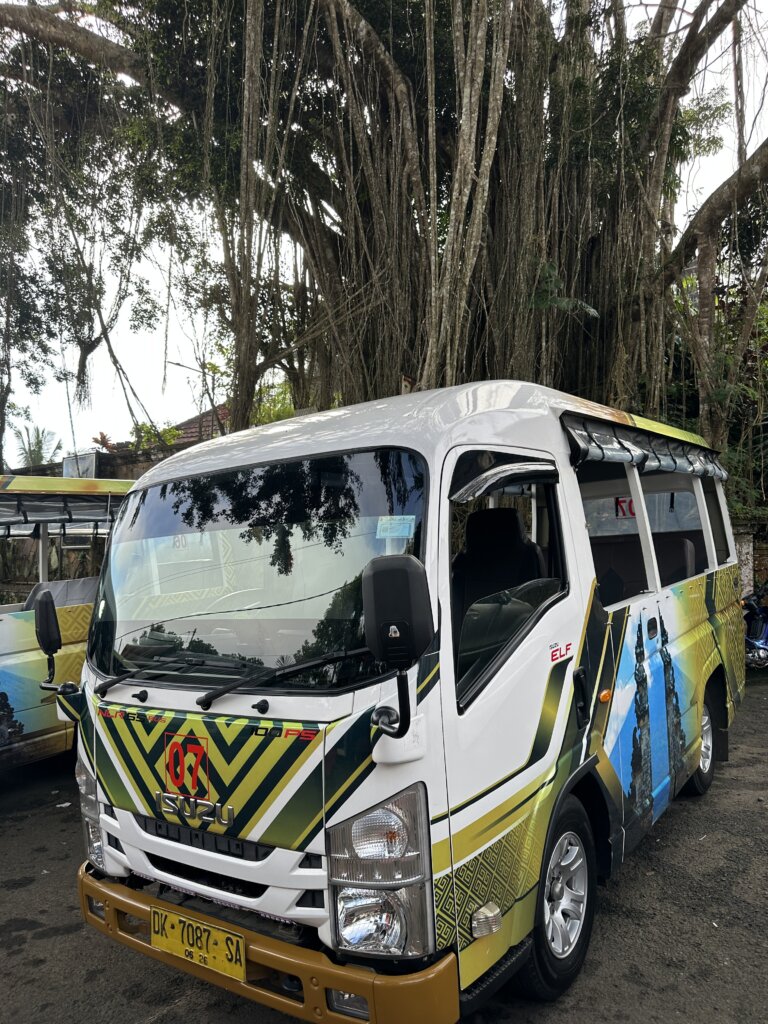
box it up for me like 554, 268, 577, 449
90, 700, 328, 849
437, 560, 741, 989
67, 684, 393, 852
0, 603, 93, 766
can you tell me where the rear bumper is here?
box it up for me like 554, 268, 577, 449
79, 865, 460, 1024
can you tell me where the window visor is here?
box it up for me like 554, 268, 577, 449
561, 414, 727, 481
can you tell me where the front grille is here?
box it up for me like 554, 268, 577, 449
135, 813, 273, 861
146, 853, 268, 900
299, 852, 323, 869
296, 890, 324, 909
107, 832, 124, 853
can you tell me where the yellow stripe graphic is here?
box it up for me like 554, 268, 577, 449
238, 729, 325, 839
294, 753, 374, 850
417, 663, 440, 694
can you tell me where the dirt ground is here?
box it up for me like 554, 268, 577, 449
2, 679, 767, 1024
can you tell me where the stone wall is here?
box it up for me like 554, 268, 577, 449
754, 541, 768, 590
734, 525, 754, 595
11, 447, 177, 482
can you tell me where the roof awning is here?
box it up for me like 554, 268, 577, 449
0, 488, 127, 536
561, 414, 727, 481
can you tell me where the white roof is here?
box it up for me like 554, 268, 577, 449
132, 381, 648, 490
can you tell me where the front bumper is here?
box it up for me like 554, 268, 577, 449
79, 865, 460, 1024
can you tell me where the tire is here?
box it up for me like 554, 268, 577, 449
682, 696, 715, 796
516, 795, 597, 1001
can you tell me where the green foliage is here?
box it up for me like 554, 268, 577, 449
0, 230, 56, 396
7, 402, 30, 424
1, 0, 766, 511
531, 263, 598, 319
590, 40, 728, 206
721, 194, 768, 273
12, 426, 62, 467
590, 35, 662, 195
131, 421, 182, 450
251, 381, 295, 426
666, 89, 730, 201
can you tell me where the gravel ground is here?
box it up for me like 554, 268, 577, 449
2, 678, 767, 1024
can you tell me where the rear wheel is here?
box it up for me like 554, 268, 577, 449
683, 697, 715, 796
517, 795, 596, 1001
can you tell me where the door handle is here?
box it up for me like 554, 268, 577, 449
572, 667, 590, 729
647, 617, 658, 640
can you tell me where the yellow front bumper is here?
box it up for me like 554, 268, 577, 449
78, 865, 460, 1024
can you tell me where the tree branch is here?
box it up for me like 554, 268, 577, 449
318, 0, 428, 238
646, 0, 746, 147
662, 136, 768, 286
0, 3, 147, 84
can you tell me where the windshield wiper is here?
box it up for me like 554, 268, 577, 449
94, 668, 145, 698
196, 646, 371, 712
95, 651, 266, 698
94, 655, 192, 697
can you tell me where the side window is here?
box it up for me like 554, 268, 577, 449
449, 451, 568, 699
702, 477, 731, 565
577, 463, 648, 606
640, 472, 707, 584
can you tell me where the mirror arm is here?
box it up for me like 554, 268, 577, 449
39, 654, 57, 691
371, 668, 411, 739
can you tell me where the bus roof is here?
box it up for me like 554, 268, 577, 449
134, 382, 714, 490
0, 476, 133, 533
0, 475, 133, 497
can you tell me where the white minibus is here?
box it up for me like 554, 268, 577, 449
38, 383, 743, 1021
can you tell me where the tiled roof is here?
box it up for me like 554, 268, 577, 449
172, 405, 230, 446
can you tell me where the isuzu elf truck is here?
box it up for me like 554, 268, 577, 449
36, 382, 743, 1022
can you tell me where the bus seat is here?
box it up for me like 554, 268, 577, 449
652, 536, 696, 586
590, 536, 646, 606
453, 508, 545, 620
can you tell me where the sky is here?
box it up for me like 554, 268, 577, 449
11, 3, 768, 466
29, 332, 205, 454
677, 1, 767, 224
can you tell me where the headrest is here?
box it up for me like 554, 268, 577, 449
23, 576, 99, 612
465, 507, 527, 554
654, 535, 695, 581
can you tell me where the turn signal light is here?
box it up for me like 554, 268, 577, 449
471, 901, 502, 937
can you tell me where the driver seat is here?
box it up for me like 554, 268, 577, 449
452, 508, 545, 624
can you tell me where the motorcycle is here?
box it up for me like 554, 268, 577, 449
742, 582, 768, 669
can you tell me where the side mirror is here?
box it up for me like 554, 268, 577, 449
362, 555, 434, 738
35, 590, 62, 690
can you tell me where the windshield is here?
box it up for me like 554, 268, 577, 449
88, 448, 427, 691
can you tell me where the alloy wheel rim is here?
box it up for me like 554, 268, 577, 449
543, 830, 588, 959
700, 704, 713, 774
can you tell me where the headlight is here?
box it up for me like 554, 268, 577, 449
75, 756, 105, 870
336, 888, 405, 953
82, 819, 105, 871
75, 756, 99, 820
328, 784, 433, 957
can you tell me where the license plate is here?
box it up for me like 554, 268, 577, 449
150, 906, 246, 981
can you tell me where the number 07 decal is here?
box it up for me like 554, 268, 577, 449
164, 733, 210, 798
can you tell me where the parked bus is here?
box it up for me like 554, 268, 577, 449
38, 383, 743, 1022
0, 474, 131, 767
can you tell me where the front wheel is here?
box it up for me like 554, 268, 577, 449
682, 698, 715, 796
517, 795, 596, 1001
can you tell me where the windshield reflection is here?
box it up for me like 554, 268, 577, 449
89, 448, 426, 691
